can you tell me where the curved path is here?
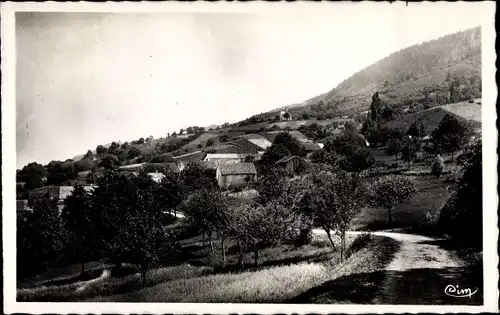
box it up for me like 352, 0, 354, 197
312, 229, 482, 304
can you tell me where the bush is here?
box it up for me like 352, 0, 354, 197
431, 155, 445, 177
346, 233, 372, 258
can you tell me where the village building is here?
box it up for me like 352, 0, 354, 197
216, 163, 257, 187
172, 151, 207, 171
28, 185, 95, 214
204, 153, 242, 164
279, 109, 292, 121
275, 156, 307, 176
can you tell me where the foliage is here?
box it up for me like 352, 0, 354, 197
272, 132, 306, 157
127, 147, 143, 159
406, 120, 426, 138
258, 144, 291, 170
46, 161, 78, 186
17, 195, 64, 279
92, 171, 172, 285
60, 185, 96, 274
431, 155, 445, 178
99, 154, 120, 170
295, 168, 368, 260
179, 163, 218, 196
96, 145, 108, 156
431, 114, 474, 158
310, 149, 339, 167
255, 167, 288, 205
339, 147, 375, 174
401, 137, 422, 167
206, 139, 215, 147
437, 137, 481, 248
369, 175, 418, 224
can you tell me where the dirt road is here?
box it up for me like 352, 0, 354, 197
312, 229, 483, 304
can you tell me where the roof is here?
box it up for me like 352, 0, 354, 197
194, 161, 219, 170
173, 150, 207, 163
264, 131, 311, 143
118, 163, 145, 171
302, 142, 322, 152
204, 153, 241, 160
440, 101, 481, 123
147, 172, 166, 183
145, 162, 180, 173
218, 162, 257, 176
239, 134, 272, 150
275, 155, 303, 164
231, 138, 262, 154
209, 143, 245, 154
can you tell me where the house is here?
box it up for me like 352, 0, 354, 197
204, 153, 242, 164
193, 161, 219, 171
279, 109, 292, 121
173, 151, 207, 171
275, 156, 307, 176
28, 185, 95, 214
216, 163, 257, 187
302, 142, 322, 153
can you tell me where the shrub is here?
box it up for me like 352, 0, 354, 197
431, 154, 445, 177
345, 233, 372, 258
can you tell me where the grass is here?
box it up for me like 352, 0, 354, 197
351, 175, 453, 231
18, 232, 375, 302
89, 235, 399, 303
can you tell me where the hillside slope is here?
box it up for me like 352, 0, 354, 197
268, 26, 481, 119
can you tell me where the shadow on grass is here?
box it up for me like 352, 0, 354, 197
288, 265, 483, 305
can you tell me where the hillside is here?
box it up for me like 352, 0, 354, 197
265, 27, 481, 120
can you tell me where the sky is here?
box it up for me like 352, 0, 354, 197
15, 2, 491, 168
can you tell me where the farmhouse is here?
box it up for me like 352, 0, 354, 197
275, 156, 307, 176
173, 151, 207, 171
216, 163, 257, 187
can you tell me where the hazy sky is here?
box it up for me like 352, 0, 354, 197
15, 2, 490, 168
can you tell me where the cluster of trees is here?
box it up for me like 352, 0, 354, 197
256, 132, 308, 174
17, 163, 219, 284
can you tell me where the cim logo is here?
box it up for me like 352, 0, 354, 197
444, 284, 478, 298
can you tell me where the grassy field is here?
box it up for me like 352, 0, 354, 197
17, 231, 389, 302
89, 236, 399, 303
351, 175, 453, 232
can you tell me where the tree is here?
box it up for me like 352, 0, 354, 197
272, 132, 306, 157
155, 170, 182, 216
137, 137, 145, 144
431, 114, 474, 160
180, 163, 218, 195
310, 149, 339, 167
92, 172, 172, 286
219, 135, 229, 143
369, 175, 417, 224
99, 154, 120, 170
401, 137, 422, 168
255, 167, 288, 204
431, 154, 445, 177
339, 147, 375, 175
84, 150, 93, 159
295, 167, 367, 260
361, 118, 379, 146
406, 120, 426, 138
128, 147, 142, 159
179, 188, 228, 258
283, 111, 291, 120
370, 91, 382, 122
108, 142, 120, 155
60, 185, 95, 274
206, 139, 215, 147
228, 201, 296, 267
385, 128, 405, 164
96, 145, 107, 156
258, 143, 291, 169
17, 194, 64, 278
302, 112, 310, 120
438, 137, 481, 248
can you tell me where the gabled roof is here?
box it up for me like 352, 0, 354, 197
205, 153, 241, 160
218, 162, 257, 175
173, 150, 207, 163
231, 138, 262, 154
239, 134, 273, 150
302, 142, 322, 152
275, 155, 303, 164
118, 163, 145, 171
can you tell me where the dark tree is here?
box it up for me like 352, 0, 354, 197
128, 147, 143, 159
370, 91, 382, 122
272, 132, 306, 157
61, 185, 96, 274
339, 147, 375, 175
84, 150, 93, 159
370, 175, 417, 224
431, 114, 474, 160
96, 145, 107, 156
407, 120, 426, 138
99, 154, 120, 170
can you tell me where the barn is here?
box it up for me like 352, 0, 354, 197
275, 156, 307, 176
216, 163, 257, 187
